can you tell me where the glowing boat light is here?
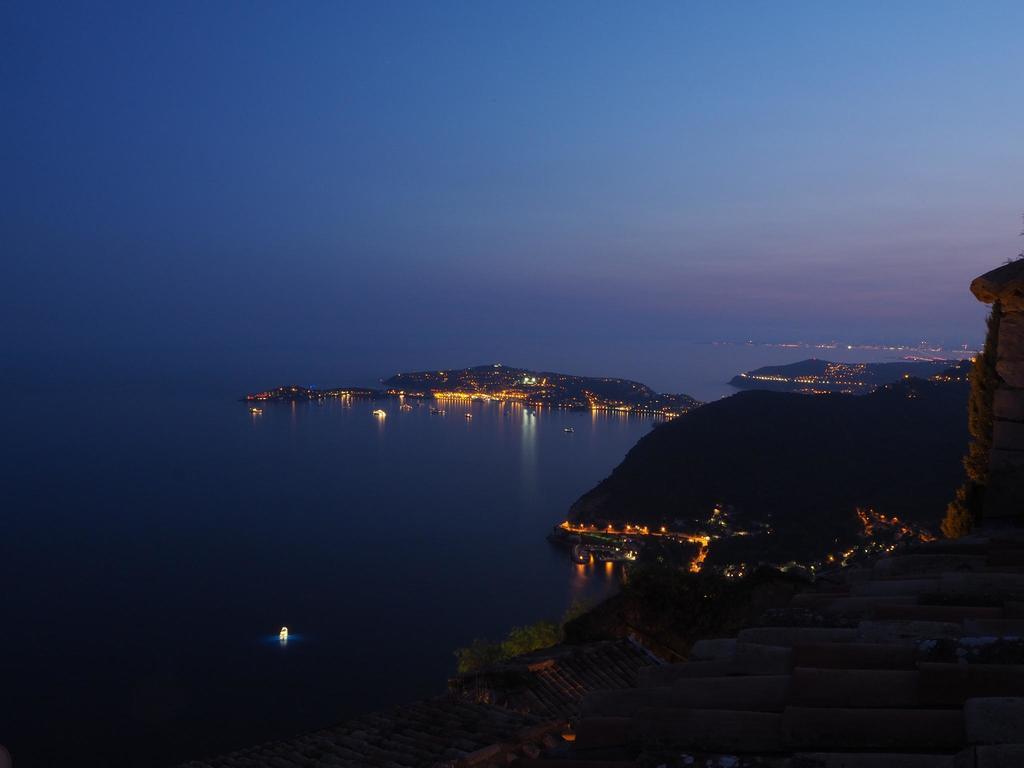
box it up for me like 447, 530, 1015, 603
279, 626, 288, 641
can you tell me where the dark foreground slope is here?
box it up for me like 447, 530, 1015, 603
570, 377, 969, 563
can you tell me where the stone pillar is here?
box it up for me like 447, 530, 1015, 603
971, 260, 1024, 523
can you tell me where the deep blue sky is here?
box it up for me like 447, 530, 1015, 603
3, 1, 1022, 388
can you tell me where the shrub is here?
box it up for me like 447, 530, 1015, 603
501, 621, 560, 657
454, 600, 591, 674
454, 638, 505, 674
943, 302, 1001, 537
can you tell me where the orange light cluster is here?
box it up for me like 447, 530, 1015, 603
689, 538, 710, 573
431, 389, 528, 401
856, 507, 936, 543
559, 521, 711, 572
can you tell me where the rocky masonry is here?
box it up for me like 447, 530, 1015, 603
971, 258, 1024, 521
564, 533, 1024, 767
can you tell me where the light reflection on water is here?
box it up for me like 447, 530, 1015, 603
567, 560, 622, 603
520, 405, 537, 493
263, 632, 303, 647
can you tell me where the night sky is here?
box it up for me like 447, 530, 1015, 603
4, 2, 1022, 388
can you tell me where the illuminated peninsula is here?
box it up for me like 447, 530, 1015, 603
245, 364, 701, 417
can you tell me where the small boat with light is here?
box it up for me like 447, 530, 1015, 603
249, 407, 263, 415
279, 626, 288, 641
464, 413, 473, 420
400, 403, 413, 411
563, 426, 574, 433
372, 409, 387, 418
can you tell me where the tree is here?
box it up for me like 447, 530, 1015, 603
942, 302, 1002, 537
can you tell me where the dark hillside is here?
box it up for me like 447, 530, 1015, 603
569, 378, 969, 563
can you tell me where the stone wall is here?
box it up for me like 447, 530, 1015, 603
989, 308, 1024, 519
971, 260, 1024, 523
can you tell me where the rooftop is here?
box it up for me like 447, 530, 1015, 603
177, 698, 547, 768
450, 640, 657, 720
176, 640, 653, 768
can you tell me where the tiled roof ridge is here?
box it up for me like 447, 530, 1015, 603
176, 638, 655, 768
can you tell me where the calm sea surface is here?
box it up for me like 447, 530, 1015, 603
1, 384, 647, 767
0, 343, 963, 766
